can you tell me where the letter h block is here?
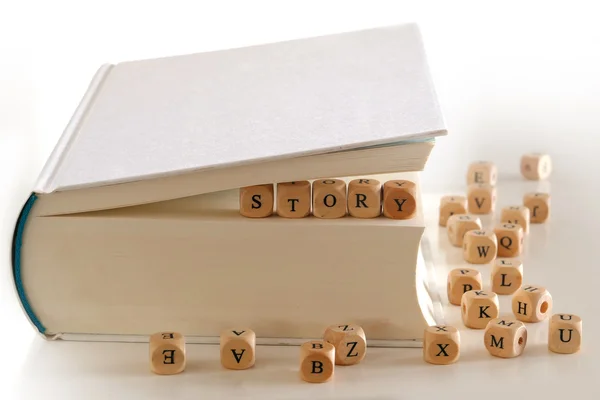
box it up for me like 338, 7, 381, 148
220, 328, 256, 370
299, 340, 335, 383
149, 332, 186, 375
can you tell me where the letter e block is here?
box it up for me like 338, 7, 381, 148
491, 258, 523, 295
463, 230, 497, 264
467, 161, 497, 185
220, 329, 256, 370
439, 195, 467, 227
548, 314, 582, 354
312, 179, 347, 219
239, 184, 274, 218
382, 180, 417, 219
461, 290, 499, 329
299, 340, 335, 383
323, 324, 367, 365
501, 206, 530, 233
447, 214, 482, 247
423, 325, 460, 365
484, 318, 527, 358
521, 153, 552, 180
524, 192, 551, 223
512, 285, 552, 323
347, 179, 382, 218
277, 181, 311, 218
149, 332, 186, 375
494, 223, 523, 257
467, 183, 496, 214
447, 268, 482, 306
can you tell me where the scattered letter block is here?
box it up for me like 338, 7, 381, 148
501, 206, 530, 233
467, 161, 497, 185
312, 179, 347, 219
512, 285, 553, 323
239, 184, 274, 218
220, 328, 256, 370
149, 332, 186, 375
521, 153, 552, 180
300, 340, 335, 383
447, 214, 482, 247
423, 325, 460, 365
323, 324, 367, 365
439, 195, 467, 227
347, 179, 382, 218
484, 318, 528, 358
383, 180, 417, 219
491, 258, 523, 295
277, 181, 311, 218
548, 314, 582, 354
523, 192, 551, 223
494, 223, 524, 257
467, 183, 496, 214
463, 230, 498, 264
447, 268, 482, 306
461, 290, 500, 329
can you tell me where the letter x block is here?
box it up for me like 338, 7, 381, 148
277, 181, 311, 218
512, 285, 552, 323
382, 179, 417, 219
220, 328, 256, 370
484, 318, 528, 358
347, 178, 382, 218
312, 179, 347, 219
149, 332, 186, 375
548, 314, 582, 354
423, 325, 460, 365
300, 340, 335, 383
447, 268, 482, 306
461, 290, 499, 329
323, 324, 367, 365
239, 184, 274, 218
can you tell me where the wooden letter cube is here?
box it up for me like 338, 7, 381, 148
447, 268, 482, 306
323, 324, 367, 365
439, 195, 467, 227
491, 258, 523, 295
461, 290, 500, 329
347, 178, 381, 218
447, 214, 482, 247
312, 179, 347, 219
239, 184, 274, 218
548, 314, 582, 354
521, 153, 552, 180
484, 318, 528, 358
467, 161, 497, 185
220, 328, 256, 370
149, 332, 186, 375
463, 230, 497, 264
383, 180, 417, 219
512, 285, 553, 322
501, 206, 530, 233
277, 181, 311, 218
423, 325, 460, 365
524, 192, 551, 223
467, 183, 497, 214
494, 223, 524, 257
299, 340, 335, 383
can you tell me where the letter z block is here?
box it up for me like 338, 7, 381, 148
423, 325, 460, 365
382, 179, 417, 219
447, 268, 482, 306
312, 179, 347, 219
277, 181, 311, 218
347, 179, 382, 218
323, 324, 367, 365
484, 318, 528, 358
239, 184, 274, 218
461, 290, 499, 329
548, 314, 582, 354
512, 285, 553, 323
300, 340, 335, 383
220, 328, 256, 370
149, 332, 186, 375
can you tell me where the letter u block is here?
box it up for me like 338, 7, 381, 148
461, 290, 499, 329
447, 268, 482, 306
323, 324, 367, 365
220, 328, 256, 370
548, 314, 582, 354
347, 179, 382, 218
423, 325, 460, 365
299, 340, 335, 383
312, 179, 347, 219
512, 285, 552, 323
382, 180, 417, 219
277, 181, 311, 218
149, 332, 186, 375
239, 184, 274, 218
484, 318, 527, 358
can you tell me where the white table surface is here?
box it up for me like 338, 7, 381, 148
2, 1, 600, 399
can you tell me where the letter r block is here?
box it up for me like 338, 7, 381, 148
347, 179, 382, 218
239, 184, 274, 218
382, 179, 417, 219
312, 179, 347, 219
423, 325, 460, 365
277, 181, 311, 218
548, 314, 582, 354
323, 324, 367, 365
220, 329, 256, 370
299, 340, 335, 383
484, 318, 528, 358
149, 332, 186, 375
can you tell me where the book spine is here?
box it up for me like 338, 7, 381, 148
32, 63, 114, 193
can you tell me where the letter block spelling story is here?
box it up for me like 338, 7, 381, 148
463, 230, 497, 264
149, 332, 186, 375
312, 179, 347, 219
323, 324, 367, 365
548, 314, 582, 354
512, 285, 553, 323
347, 178, 382, 218
484, 318, 528, 358
447, 268, 482, 306
239, 184, 275, 218
382, 180, 417, 219
220, 329, 256, 370
438, 195, 467, 227
423, 325, 460, 365
491, 259, 523, 295
299, 340, 335, 383
523, 192, 551, 223
461, 290, 500, 329
277, 181, 312, 218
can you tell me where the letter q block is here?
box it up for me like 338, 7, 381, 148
494, 223, 524, 258
299, 340, 335, 383
239, 184, 274, 218
149, 332, 186, 375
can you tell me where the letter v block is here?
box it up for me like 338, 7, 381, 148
323, 324, 367, 365
220, 328, 256, 370
300, 340, 335, 383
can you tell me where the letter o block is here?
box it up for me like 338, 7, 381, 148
277, 181, 311, 218
524, 192, 551, 223
220, 328, 256, 370
484, 318, 527, 358
494, 223, 523, 257
347, 179, 382, 218
439, 195, 467, 227
461, 290, 499, 329
512, 285, 552, 323
467, 161, 497, 185
423, 325, 460, 365
299, 340, 335, 383
447, 214, 482, 247
467, 183, 497, 214
447, 268, 482, 306
312, 179, 347, 219
239, 184, 274, 218
463, 230, 497, 264
501, 206, 530, 233
491, 258, 523, 295
323, 324, 367, 365
382, 180, 417, 219
548, 314, 582, 354
521, 153, 552, 180
149, 332, 186, 375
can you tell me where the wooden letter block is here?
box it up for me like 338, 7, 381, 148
220, 329, 256, 370
300, 340, 335, 383
239, 184, 274, 218
277, 181, 311, 218
423, 325, 460, 365
484, 318, 528, 358
312, 179, 347, 219
467, 161, 497, 185
439, 195, 467, 227
461, 290, 500, 329
521, 153, 552, 180
501, 206, 530, 233
494, 223, 524, 257
323, 324, 367, 365
512, 285, 553, 323
524, 192, 551, 223
463, 230, 497, 264
347, 179, 382, 218
447, 268, 482, 306
149, 332, 186, 375
491, 258, 523, 295
467, 183, 497, 214
383, 180, 417, 219
548, 314, 582, 354
447, 214, 482, 247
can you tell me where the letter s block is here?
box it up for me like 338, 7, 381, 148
220, 328, 256, 370
484, 318, 527, 358
149, 332, 186, 375
461, 290, 499, 329
299, 340, 335, 383
277, 181, 311, 218
423, 325, 460, 365
463, 230, 497, 264
239, 184, 274, 218
512, 285, 552, 323
447, 268, 482, 306
312, 179, 347, 219
523, 192, 551, 223
382, 179, 417, 219
548, 314, 582, 354
323, 324, 367, 365
347, 179, 382, 218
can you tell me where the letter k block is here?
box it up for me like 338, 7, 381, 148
423, 325, 460, 365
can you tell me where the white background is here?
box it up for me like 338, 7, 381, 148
1, 1, 599, 398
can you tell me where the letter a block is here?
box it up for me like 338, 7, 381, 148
423, 325, 460, 365
382, 180, 417, 219
323, 324, 367, 365
512, 285, 553, 323
501, 206, 530, 233
463, 230, 497, 264
491, 258, 523, 295
521, 153, 552, 180
439, 195, 467, 227
461, 290, 499, 329
312, 179, 347, 219
299, 340, 335, 383
484, 318, 528, 358
239, 184, 274, 218
277, 181, 311, 218
149, 332, 186, 375
523, 192, 551, 223
494, 223, 524, 257
220, 329, 256, 370
466, 161, 497, 186
447, 214, 482, 247
548, 314, 582, 354
467, 183, 496, 214
347, 179, 382, 218
447, 268, 482, 306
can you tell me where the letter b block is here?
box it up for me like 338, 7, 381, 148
548, 314, 582, 354
220, 328, 256, 370
300, 340, 335, 383
382, 180, 417, 219
463, 230, 497, 264
277, 181, 311, 218
423, 325, 460, 365
323, 324, 367, 365
347, 179, 382, 218
447, 268, 482, 306
149, 332, 186, 375
484, 318, 528, 358
512, 285, 552, 323
312, 179, 347, 219
461, 290, 499, 329
239, 184, 274, 218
